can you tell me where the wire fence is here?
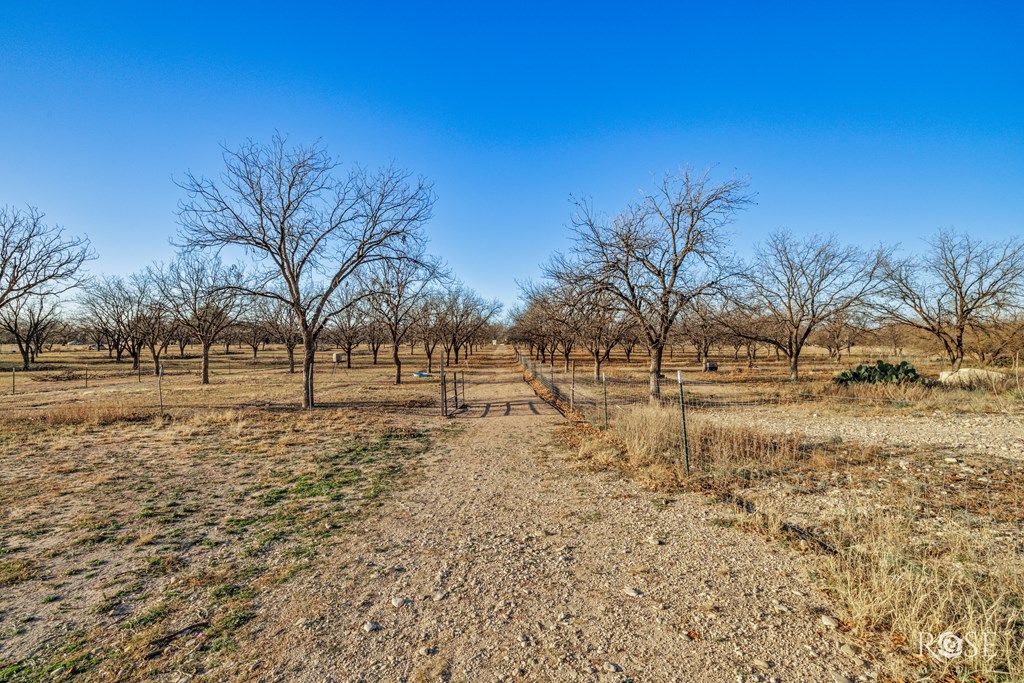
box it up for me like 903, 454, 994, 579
0, 352, 446, 417
515, 349, 1024, 678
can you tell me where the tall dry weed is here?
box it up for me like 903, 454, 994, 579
583, 402, 1022, 681
822, 507, 1024, 681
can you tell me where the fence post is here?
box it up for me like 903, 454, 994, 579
453, 370, 459, 408
84, 367, 88, 389
439, 371, 445, 417
602, 372, 608, 430
570, 361, 576, 414
157, 362, 164, 416
11, 368, 15, 395
678, 370, 690, 476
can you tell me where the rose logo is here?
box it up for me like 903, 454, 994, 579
935, 631, 964, 659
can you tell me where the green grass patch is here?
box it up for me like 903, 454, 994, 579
0, 560, 35, 586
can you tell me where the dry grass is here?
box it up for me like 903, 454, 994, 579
0, 401, 157, 426
0, 344, 441, 415
525, 344, 1024, 418
811, 379, 1023, 414
574, 402, 1024, 682
603, 403, 819, 489
822, 509, 1024, 682
0, 347, 443, 682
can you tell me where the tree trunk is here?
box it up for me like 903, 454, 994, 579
648, 344, 663, 399
393, 344, 402, 384
949, 337, 965, 371
593, 351, 602, 380
287, 345, 296, 373
302, 336, 315, 409
201, 343, 211, 384
789, 354, 800, 381
426, 348, 434, 373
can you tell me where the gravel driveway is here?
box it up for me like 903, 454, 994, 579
244, 354, 880, 682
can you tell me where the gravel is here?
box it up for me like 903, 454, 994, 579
238, 355, 890, 681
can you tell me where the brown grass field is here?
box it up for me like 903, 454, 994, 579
522, 346, 1024, 682
2, 342, 1023, 681
0, 344, 447, 681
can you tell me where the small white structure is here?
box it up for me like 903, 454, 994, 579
332, 352, 345, 364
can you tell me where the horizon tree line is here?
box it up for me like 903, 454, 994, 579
3, 147, 1022, 405
510, 169, 1024, 397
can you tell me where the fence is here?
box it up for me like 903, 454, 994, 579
0, 350, 449, 416
438, 365, 467, 418
515, 349, 1024, 679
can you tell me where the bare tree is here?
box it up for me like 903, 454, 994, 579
562, 169, 752, 397
879, 229, 1024, 371
362, 253, 441, 384
158, 253, 243, 384
725, 231, 887, 380
133, 269, 176, 375
0, 206, 92, 310
365, 317, 387, 365
78, 277, 124, 361
440, 284, 503, 366
0, 295, 62, 370
677, 294, 728, 367
259, 297, 302, 372
576, 290, 627, 379
176, 135, 434, 408
78, 276, 146, 369
325, 285, 365, 370
813, 310, 866, 363
411, 292, 445, 373
237, 308, 268, 362
967, 313, 1024, 366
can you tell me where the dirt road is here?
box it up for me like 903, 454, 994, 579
248, 351, 875, 682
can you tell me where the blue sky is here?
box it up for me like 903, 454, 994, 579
1, 2, 1021, 307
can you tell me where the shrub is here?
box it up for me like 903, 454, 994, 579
832, 360, 926, 386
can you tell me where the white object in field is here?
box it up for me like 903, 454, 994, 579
492, 339, 497, 345
332, 352, 344, 363
939, 368, 1005, 387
